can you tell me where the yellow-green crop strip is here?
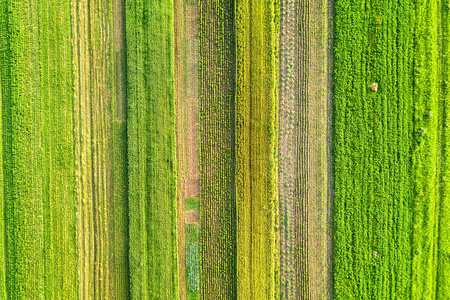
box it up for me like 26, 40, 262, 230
235, 0, 280, 298
126, 0, 179, 298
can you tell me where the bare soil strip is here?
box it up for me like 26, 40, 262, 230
306, 0, 333, 298
279, 0, 305, 298
174, 0, 188, 298
279, 0, 333, 298
175, 1, 200, 298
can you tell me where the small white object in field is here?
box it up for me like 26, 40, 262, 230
370, 82, 378, 92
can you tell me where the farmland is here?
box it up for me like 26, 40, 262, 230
198, 0, 237, 298
235, 0, 280, 298
0, 0, 449, 299
126, 0, 179, 298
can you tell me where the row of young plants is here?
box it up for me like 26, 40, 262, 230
198, 0, 237, 298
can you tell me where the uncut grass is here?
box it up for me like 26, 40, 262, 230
126, 0, 179, 298
333, 0, 414, 298
437, 0, 450, 296
0, 0, 77, 298
199, 0, 237, 298
235, 0, 280, 298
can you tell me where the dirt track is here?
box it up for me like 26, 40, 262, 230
175, 1, 200, 299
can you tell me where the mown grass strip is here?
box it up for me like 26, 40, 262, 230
126, 0, 179, 298
412, 0, 440, 298
39, 1, 78, 298
333, 0, 414, 297
235, 0, 280, 298
198, 0, 237, 298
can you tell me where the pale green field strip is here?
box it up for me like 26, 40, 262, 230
437, 0, 450, 296
333, 0, 414, 298
305, 0, 333, 298
72, 0, 130, 298
126, 0, 179, 298
198, 0, 237, 298
236, 0, 280, 298
0, 0, 77, 298
279, 0, 307, 298
412, 0, 440, 298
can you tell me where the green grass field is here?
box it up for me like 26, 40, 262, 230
333, 0, 415, 297
0, 0, 77, 298
1, 0, 450, 298
126, 0, 179, 298
235, 0, 280, 298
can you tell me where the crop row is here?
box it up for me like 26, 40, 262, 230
278, 0, 309, 299
235, 0, 280, 299
199, 0, 237, 298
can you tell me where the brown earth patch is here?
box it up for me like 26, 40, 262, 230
185, 210, 200, 224
185, 179, 200, 198
175, 1, 200, 299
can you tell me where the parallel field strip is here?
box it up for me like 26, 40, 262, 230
174, 0, 188, 297
235, 0, 280, 298
199, 0, 237, 298
437, 0, 450, 295
333, 0, 414, 298
0, 2, 5, 292
0, 1, 77, 298
184, 1, 200, 298
72, 0, 129, 298
306, 0, 333, 298
279, 0, 306, 298
412, 0, 441, 298
126, 0, 179, 298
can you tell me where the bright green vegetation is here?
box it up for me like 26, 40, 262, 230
198, 0, 237, 298
333, 0, 415, 298
126, 0, 179, 298
186, 196, 200, 211
186, 223, 200, 299
437, 0, 450, 296
0, 0, 78, 298
411, 0, 441, 298
235, 0, 280, 299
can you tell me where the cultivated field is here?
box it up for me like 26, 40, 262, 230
126, 0, 179, 298
199, 0, 237, 298
279, 0, 333, 298
236, 0, 280, 298
1, 0, 449, 299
